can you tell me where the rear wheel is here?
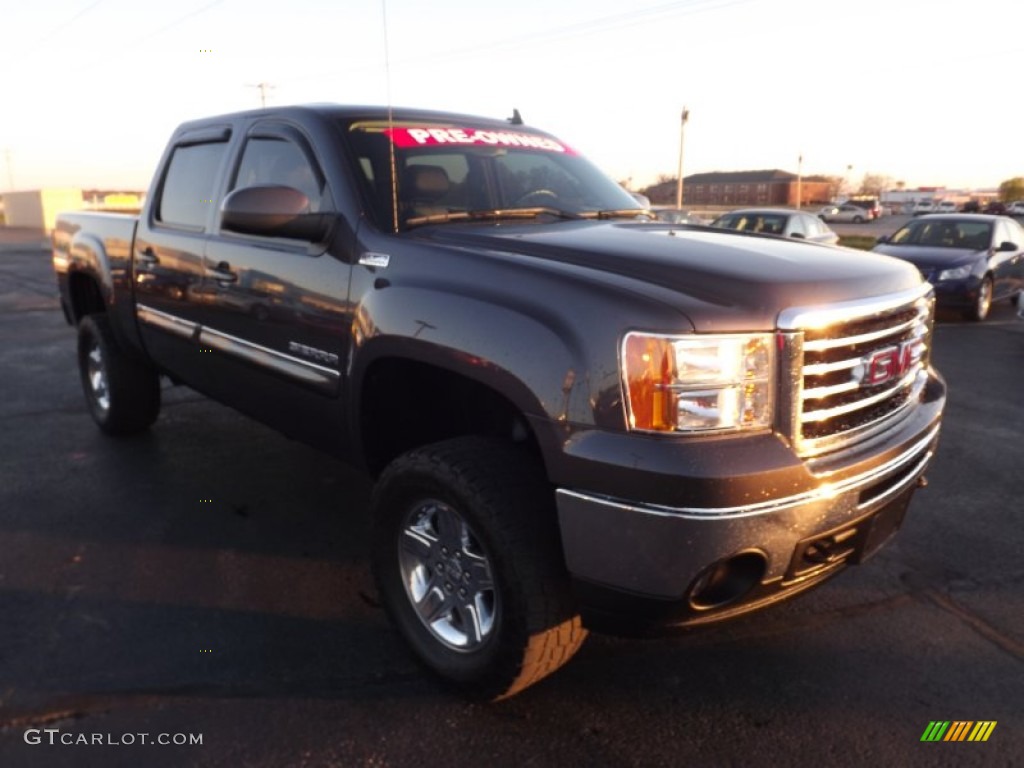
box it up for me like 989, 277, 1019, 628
371, 437, 586, 700
77, 314, 161, 434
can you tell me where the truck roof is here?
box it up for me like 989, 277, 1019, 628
175, 103, 540, 134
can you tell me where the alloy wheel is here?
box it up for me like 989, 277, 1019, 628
86, 342, 110, 413
977, 279, 992, 320
398, 499, 497, 652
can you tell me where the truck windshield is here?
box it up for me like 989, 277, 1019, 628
341, 119, 644, 231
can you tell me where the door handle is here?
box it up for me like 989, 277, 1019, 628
205, 261, 238, 283
136, 247, 158, 265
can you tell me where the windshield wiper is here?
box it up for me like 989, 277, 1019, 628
404, 207, 585, 228
403, 211, 474, 228
581, 209, 654, 221
488, 207, 585, 221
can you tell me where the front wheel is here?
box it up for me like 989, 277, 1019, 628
371, 437, 586, 700
77, 314, 161, 434
965, 276, 993, 322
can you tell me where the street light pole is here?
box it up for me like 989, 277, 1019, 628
675, 107, 690, 209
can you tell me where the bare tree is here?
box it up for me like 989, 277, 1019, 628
858, 173, 893, 197
822, 175, 843, 201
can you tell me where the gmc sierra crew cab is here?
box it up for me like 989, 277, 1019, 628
53, 105, 946, 700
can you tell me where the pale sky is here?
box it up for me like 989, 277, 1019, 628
2, 0, 1021, 193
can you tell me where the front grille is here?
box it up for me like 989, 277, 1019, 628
779, 285, 934, 457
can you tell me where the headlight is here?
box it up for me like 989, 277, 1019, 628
621, 332, 775, 433
937, 265, 972, 281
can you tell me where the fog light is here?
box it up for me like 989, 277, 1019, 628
688, 551, 766, 610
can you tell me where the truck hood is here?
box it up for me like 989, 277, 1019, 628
416, 221, 923, 331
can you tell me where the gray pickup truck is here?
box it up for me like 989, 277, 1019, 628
53, 104, 946, 699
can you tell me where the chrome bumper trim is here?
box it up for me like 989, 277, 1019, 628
557, 423, 939, 521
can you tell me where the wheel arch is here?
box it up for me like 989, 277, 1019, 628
67, 269, 107, 323
66, 232, 116, 321
355, 349, 547, 478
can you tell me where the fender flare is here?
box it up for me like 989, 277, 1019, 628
347, 283, 595, 469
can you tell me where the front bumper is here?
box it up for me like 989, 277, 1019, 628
553, 373, 945, 630
929, 276, 982, 310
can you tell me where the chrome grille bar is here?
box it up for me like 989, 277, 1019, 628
778, 284, 935, 457
801, 307, 929, 352
801, 370, 919, 423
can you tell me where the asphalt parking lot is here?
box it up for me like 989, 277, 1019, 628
0, 231, 1021, 767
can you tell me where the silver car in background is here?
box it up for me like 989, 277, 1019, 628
712, 208, 839, 244
819, 203, 869, 223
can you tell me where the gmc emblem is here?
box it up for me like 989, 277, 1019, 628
856, 340, 922, 387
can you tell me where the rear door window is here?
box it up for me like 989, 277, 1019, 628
157, 142, 229, 230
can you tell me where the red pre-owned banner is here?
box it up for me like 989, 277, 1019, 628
384, 126, 573, 154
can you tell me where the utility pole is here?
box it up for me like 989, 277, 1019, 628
796, 153, 803, 209
675, 107, 690, 209
247, 82, 275, 108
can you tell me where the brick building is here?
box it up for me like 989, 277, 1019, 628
645, 170, 835, 208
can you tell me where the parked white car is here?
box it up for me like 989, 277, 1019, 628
935, 201, 959, 214
911, 201, 935, 216
1007, 201, 1024, 216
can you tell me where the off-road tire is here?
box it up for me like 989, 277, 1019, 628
77, 314, 161, 435
371, 436, 587, 700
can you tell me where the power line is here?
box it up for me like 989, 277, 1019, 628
131, 0, 225, 47
283, 0, 755, 85
427, 0, 755, 63
0, 0, 104, 68
76, 0, 225, 73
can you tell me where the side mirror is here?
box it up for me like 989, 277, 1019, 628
875, 235, 889, 244
221, 185, 332, 242
998, 241, 1017, 252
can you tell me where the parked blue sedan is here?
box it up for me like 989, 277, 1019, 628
873, 214, 1024, 321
